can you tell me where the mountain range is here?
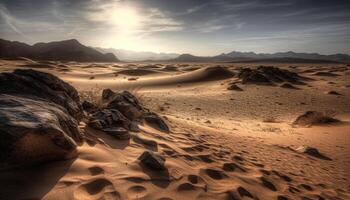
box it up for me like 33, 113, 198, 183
1, 38, 350, 63
0, 39, 118, 62
174, 51, 350, 63
95, 47, 179, 61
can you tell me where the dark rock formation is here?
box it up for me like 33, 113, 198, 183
0, 69, 83, 120
86, 89, 169, 135
0, 69, 83, 168
138, 151, 165, 170
293, 111, 340, 126
238, 66, 306, 85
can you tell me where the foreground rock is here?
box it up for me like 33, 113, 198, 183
0, 69, 83, 168
138, 151, 165, 170
293, 111, 340, 126
238, 66, 307, 86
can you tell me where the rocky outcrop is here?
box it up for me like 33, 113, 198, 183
85, 89, 169, 138
238, 66, 307, 85
0, 69, 83, 169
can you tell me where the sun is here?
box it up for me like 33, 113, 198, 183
110, 6, 141, 31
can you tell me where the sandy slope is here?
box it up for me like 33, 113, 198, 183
0, 59, 349, 200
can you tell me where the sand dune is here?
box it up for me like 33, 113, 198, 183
0, 59, 349, 200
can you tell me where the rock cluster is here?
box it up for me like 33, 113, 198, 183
238, 66, 306, 85
0, 69, 83, 168
85, 89, 169, 139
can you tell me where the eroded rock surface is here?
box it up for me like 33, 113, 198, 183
0, 69, 83, 168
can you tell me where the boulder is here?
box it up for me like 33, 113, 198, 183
138, 151, 165, 170
293, 111, 339, 126
0, 69, 83, 120
0, 94, 80, 169
0, 69, 84, 168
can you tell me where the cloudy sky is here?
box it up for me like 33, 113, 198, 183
1, 0, 350, 55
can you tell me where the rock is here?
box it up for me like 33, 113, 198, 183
227, 84, 243, 91
102, 88, 115, 101
102, 127, 130, 140
238, 66, 306, 86
138, 151, 165, 170
0, 69, 83, 120
82, 100, 98, 113
293, 111, 339, 126
102, 90, 144, 121
296, 146, 331, 160
87, 109, 131, 131
0, 69, 84, 168
144, 113, 169, 132
325, 90, 341, 95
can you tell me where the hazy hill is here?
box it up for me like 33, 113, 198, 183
96, 47, 179, 61
0, 39, 119, 62
173, 51, 350, 63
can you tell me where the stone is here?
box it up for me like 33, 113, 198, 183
0, 69, 83, 120
138, 151, 165, 170
293, 111, 339, 126
0, 69, 84, 168
296, 146, 331, 160
144, 113, 169, 132
102, 127, 130, 140
227, 84, 243, 91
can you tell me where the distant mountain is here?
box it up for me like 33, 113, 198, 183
95, 47, 179, 61
173, 51, 350, 63
0, 39, 118, 62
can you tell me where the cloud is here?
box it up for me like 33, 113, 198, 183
84, 1, 183, 34
0, 4, 25, 36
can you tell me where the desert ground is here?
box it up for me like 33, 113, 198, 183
0, 59, 349, 200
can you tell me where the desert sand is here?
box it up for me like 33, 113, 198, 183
0, 59, 349, 200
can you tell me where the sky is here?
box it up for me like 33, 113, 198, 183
0, 0, 350, 56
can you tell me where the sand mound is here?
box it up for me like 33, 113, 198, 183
116, 66, 235, 88
116, 69, 161, 76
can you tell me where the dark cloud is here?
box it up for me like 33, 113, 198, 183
0, 0, 349, 54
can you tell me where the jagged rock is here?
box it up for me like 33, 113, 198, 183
138, 151, 165, 170
102, 89, 144, 121
0, 69, 84, 168
144, 113, 170, 132
87, 109, 131, 131
293, 111, 339, 126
